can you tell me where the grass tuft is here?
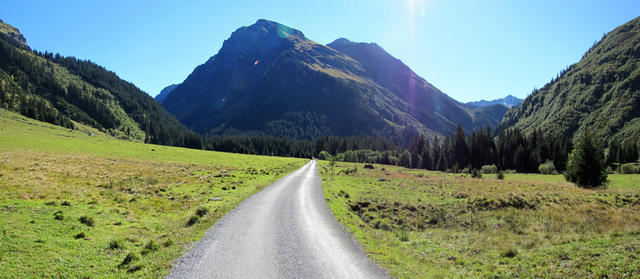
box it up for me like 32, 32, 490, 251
118, 252, 139, 269
108, 239, 124, 250
186, 215, 200, 227
140, 240, 159, 255
195, 206, 209, 218
78, 216, 95, 227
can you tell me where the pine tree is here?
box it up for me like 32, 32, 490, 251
452, 124, 469, 167
565, 130, 608, 188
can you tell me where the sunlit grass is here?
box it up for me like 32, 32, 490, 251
0, 110, 306, 278
320, 161, 640, 278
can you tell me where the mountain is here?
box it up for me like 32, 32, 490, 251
467, 95, 522, 108
0, 19, 201, 148
155, 84, 179, 104
162, 19, 487, 144
500, 16, 640, 144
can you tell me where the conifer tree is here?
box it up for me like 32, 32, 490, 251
565, 130, 608, 187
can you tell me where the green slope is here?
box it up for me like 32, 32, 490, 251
0, 109, 305, 277
500, 16, 640, 144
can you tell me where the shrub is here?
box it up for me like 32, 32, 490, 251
620, 163, 638, 174
496, 170, 505, 180
471, 169, 482, 178
481, 164, 498, 174
195, 206, 209, 217
78, 216, 95, 227
399, 151, 412, 168
317, 151, 332, 160
565, 130, 608, 188
538, 160, 556, 174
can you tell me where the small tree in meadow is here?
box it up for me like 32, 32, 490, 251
565, 130, 607, 188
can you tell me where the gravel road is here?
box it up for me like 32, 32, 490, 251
167, 160, 389, 279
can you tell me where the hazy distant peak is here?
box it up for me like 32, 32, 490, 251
467, 95, 523, 108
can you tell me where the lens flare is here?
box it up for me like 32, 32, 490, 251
276, 23, 293, 38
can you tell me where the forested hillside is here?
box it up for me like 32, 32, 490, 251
500, 16, 640, 146
0, 19, 201, 148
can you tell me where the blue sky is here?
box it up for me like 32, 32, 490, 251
2, 0, 639, 102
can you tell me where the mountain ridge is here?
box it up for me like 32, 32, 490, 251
499, 16, 640, 144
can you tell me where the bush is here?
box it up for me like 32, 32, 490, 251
481, 164, 498, 174
538, 160, 556, 174
471, 169, 482, 178
496, 170, 505, 180
620, 163, 639, 174
565, 130, 608, 188
317, 151, 332, 160
399, 151, 412, 168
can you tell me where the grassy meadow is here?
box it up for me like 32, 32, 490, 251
0, 110, 306, 278
319, 161, 640, 278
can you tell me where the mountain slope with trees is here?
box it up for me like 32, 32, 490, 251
0, 19, 201, 148
500, 16, 640, 146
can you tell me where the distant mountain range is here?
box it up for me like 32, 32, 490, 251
500, 16, 640, 144
161, 19, 503, 143
466, 95, 522, 108
0, 19, 201, 148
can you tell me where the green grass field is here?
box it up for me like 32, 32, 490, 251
319, 161, 640, 278
0, 110, 306, 278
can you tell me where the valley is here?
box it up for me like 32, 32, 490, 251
1, 4, 639, 279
